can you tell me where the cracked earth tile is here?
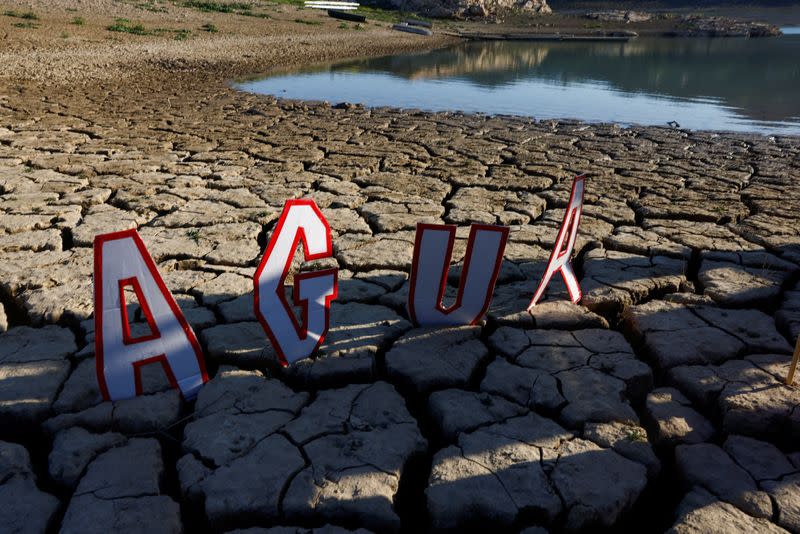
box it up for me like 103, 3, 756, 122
385, 326, 488, 394
581, 248, 687, 317
723, 435, 796, 483
604, 225, 692, 259
481, 356, 566, 413
201, 322, 279, 367
183, 368, 307, 467
0, 228, 62, 253
217, 293, 255, 323
0, 440, 60, 534
48, 426, 126, 489
152, 199, 264, 227
762, 475, 800, 532
20, 279, 95, 325
631, 192, 749, 223
60, 439, 182, 534
777, 283, 800, 341
71, 204, 155, 247
0, 325, 76, 363
445, 187, 544, 226
322, 207, 372, 236
552, 437, 648, 530
428, 389, 527, 441
583, 421, 661, 477
191, 381, 423, 532
668, 487, 788, 534
666, 354, 800, 441
427, 413, 570, 530
285, 303, 411, 388
645, 387, 714, 446
138, 222, 262, 267
0, 326, 75, 428
625, 300, 790, 369
489, 282, 608, 329
190, 271, 252, 307
558, 368, 638, 428
675, 443, 773, 519
113, 389, 183, 434
488, 327, 651, 406
698, 259, 793, 307
642, 220, 762, 254
335, 232, 415, 272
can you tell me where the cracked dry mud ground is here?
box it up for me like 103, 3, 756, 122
2, 71, 800, 534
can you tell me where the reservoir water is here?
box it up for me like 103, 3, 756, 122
237, 29, 800, 135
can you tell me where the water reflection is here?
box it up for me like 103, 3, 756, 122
238, 34, 800, 135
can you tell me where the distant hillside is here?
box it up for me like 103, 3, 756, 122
549, 0, 798, 8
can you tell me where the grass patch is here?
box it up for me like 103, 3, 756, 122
241, 11, 271, 18
71, 16, 85, 25
61, 31, 69, 38
183, 1, 271, 18
12, 21, 38, 29
133, 0, 168, 12
186, 229, 201, 243
200, 22, 219, 32
4, 10, 39, 20
107, 18, 151, 34
338, 22, 348, 29
294, 18, 321, 25
626, 428, 647, 442
107, 17, 191, 38
184, 1, 251, 12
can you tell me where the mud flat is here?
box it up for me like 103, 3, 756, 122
2, 1, 800, 533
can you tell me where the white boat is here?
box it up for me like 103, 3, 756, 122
304, 1, 359, 9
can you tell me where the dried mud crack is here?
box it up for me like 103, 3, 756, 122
2, 1, 800, 532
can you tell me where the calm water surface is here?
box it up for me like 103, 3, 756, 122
238, 29, 800, 135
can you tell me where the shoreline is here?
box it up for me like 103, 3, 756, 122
2, 3, 800, 534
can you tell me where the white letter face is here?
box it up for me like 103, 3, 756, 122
408, 223, 508, 326
528, 174, 586, 309
94, 229, 208, 402
254, 199, 338, 366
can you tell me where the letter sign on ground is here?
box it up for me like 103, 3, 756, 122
253, 199, 338, 366
93, 229, 208, 401
408, 223, 508, 326
92, 176, 586, 398
529, 174, 586, 309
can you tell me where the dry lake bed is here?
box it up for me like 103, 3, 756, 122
2, 1, 800, 533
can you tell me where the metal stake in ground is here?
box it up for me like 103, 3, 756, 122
787, 334, 800, 386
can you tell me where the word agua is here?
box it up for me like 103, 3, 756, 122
93, 176, 585, 401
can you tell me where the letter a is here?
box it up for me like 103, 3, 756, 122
408, 223, 508, 326
94, 229, 208, 401
254, 199, 338, 366
528, 174, 586, 309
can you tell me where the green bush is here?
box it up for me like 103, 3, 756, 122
184, 1, 251, 12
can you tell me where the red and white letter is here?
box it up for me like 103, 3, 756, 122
528, 174, 586, 309
254, 199, 338, 366
94, 229, 208, 401
408, 223, 508, 326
